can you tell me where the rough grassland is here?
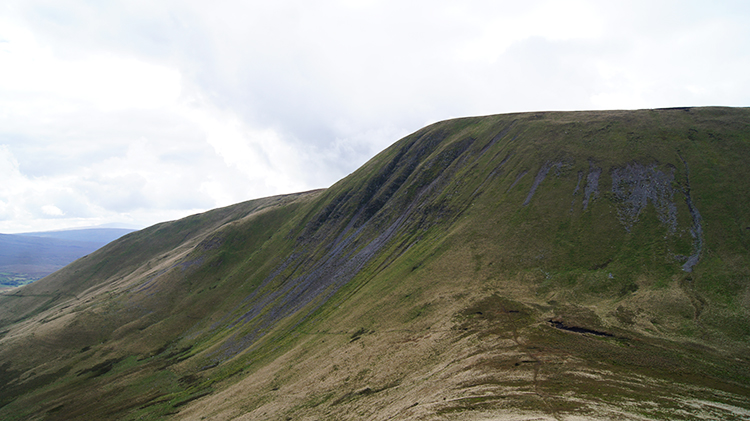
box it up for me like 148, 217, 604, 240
0, 107, 749, 420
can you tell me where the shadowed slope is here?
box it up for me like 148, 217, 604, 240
1, 107, 749, 420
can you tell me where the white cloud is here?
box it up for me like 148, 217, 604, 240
0, 17, 181, 112
0, 0, 749, 233
41, 205, 64, 216
449, 0, 605, 63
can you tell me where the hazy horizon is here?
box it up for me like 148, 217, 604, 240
10, 223, 142, 235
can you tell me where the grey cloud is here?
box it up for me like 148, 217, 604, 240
2, 0, 750, 232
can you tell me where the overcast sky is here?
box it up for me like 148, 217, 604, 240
1, 0, 748, 233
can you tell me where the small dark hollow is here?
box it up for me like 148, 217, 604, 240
548, 320, 613, 337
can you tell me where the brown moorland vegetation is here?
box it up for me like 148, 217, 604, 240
1, 107, 749, 420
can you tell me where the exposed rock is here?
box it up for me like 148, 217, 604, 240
570, 170, 583, 212
611, 163, 677, 233
523, 161, 563, 206
583, 162, 602, 211
679, 157, 704, 272
507, 170, 527, 192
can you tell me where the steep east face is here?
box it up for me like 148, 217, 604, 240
0, 107, 749, 420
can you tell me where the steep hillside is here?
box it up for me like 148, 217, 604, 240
1, 107, 749, 420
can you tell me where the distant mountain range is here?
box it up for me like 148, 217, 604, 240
0, 108, 748, 420
0, 228, 136, 289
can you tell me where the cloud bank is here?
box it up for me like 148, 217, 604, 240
1, 0, 748, 232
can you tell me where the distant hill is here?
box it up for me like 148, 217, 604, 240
0, 228, 135, 289
16, 227, 136, 244
0, 108, 748, 420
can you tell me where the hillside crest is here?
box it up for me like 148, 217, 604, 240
1, 107, 749, 420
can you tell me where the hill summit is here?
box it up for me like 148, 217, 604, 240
1, 107, 749, 420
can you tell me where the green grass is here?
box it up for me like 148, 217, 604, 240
1, 107, 749, 420
0, 272, 39, 288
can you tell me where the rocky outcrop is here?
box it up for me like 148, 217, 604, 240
571, 170, 583, 212
611, 163, 677, 233
583, 162, 601, 211
679, 157, 704, 272
523, 161, 563, 206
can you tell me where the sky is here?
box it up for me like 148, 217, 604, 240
1, 0, 748, 233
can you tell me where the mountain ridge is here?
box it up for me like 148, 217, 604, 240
0, 107, 749, 420
15, 227, 136, 244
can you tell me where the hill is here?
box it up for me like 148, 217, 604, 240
0, 107, 749, 420
0, 228, 135, 290
16, 227, 136, 244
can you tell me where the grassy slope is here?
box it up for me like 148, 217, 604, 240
0, 107, 749, 420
